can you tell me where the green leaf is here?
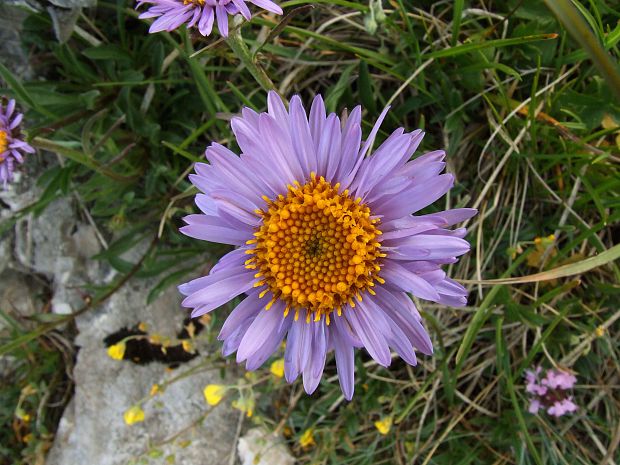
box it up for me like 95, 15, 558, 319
452, 0, 465, 46
147, 267, 196, 304
544, 0, 620, 100
0, 62, 55, 118
325, 64, 355, 113
424, 33, 559, 60
358, 61, 377, 114
82, 45, 132, 62
462, 243, 620, 285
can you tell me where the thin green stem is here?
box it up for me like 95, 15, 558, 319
225, 26, 277, 92
544, 0, 620, 100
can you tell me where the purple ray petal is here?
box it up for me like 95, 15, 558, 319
236, 301, 285, 362
331, 318, 355, 400
345, 299, 391, 367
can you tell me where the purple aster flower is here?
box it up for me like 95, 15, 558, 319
525, 366, 578, 417
137, 0, 283, 37
0, 98, 34, 188
179, 91, 476, 400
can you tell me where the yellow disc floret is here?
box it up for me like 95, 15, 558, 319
0, 130, 8, 161
245, 173, 385, 323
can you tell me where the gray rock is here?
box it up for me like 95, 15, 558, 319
1, 1, 95, 45
0, 270, 44, 321
47, 0, 96, 8
12, 197, 105, 315
47, 7, 81, 44
2, 186, 239, 465
238, 427, 295, 465
0, 4, 33, 79
0, 229, 11, 275
46, 279, 238, 465
0, 196, 48, 332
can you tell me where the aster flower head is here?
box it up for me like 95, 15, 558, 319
525, 366, 578, 417
0, 98, 34, 188
137, 0, 282, 37
179, 91, 476, 400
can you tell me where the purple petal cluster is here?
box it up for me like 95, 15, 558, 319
526, 366, 578, 417
0, 99, 34, 188
179, 91, 476, 399
137, 0, 282, 37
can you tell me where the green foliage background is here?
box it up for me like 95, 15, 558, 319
1, 0, 619, 464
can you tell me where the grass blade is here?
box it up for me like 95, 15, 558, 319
460, 243, 620, 285
544, 0, 620, 99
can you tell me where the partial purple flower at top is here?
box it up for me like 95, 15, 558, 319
0, 98, 34, 188
525, 366, 578, 417
178, 91, 476, 400
137, 0, 283, 37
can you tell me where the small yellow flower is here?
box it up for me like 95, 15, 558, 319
123, 405, 145, 425
185, 321, 196, 339
107, 342, 126, 361
181, 340, 194, 353
602, 114, 620, 149
15, 408, 30, 422
527, 235, 557, 268
150, 384, 161, 397
270, 359, 285, 378
22, 385, 37, 396
595, 326, 605, 338
602, 114, 617, 130
232, 398, 255, 417
244, 371, 258, 382
23, 433, 34, 444
374, 416, 393, 435
138, 322, 148, 332
299, 428, 315, 448
203, 384, 226, 406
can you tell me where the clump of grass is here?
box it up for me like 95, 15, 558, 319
0, 0, 619, 464
0, 307, 73, 464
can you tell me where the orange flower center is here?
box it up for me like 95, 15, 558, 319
245, 173, 385, 323
183, 0, 205, 5
0, 130, 8, 161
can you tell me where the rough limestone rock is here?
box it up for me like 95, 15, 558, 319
0, 229, 11, 276
0, 5, 33, 79
45, 279, 238, 465
9, 196, 107, 315
1, 1, 95, 45
238, 427, 296, 465
0, 270, 44, 322
0, 9, 240, 465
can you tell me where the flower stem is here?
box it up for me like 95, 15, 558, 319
225, 26, 276, 92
